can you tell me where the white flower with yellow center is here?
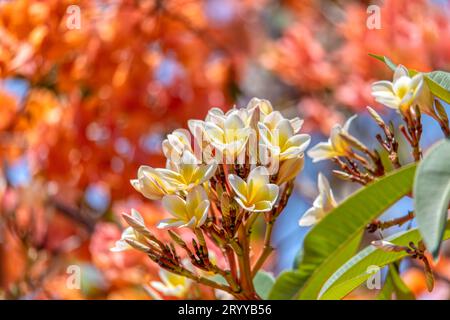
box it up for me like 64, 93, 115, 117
228, 166, 279, 212
207, 107, 251, 127
150, 269, 191, 298
162, 128, 193, 160
203, 110, 251, 157
165, 150, 217, 191
245, 97, 274, 119
111, 209, 147, 252
299, 173, 337, 226
307, 115, 358, 162
258, 113, 310, 161
131, 150, 216, 199
158, 185, 210, 229
371, 65, 432, 114
260, 110, 304, 134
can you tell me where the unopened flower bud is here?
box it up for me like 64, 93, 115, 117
371, 240, 407, 252
168, 230, 187, 248
122, 210, 154, 239
339, 132, 369, 153
367, 106, 385, 127
125, 238, 151, 253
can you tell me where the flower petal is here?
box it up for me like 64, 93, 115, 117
393, 65, 409, 81
162, 195, 187, 219
276, 156, 304, 184
253, 201, 273, 212
234, 197, 255, 211
228, 174, 248, 200
186, 185, 207, 211
157, 218, 186, 229
307, 142, 336, 162
284, 134, 311, 152
299, 207, 324, 226
275, 118, 294, 147
194, 200, 209, 227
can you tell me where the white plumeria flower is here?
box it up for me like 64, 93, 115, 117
245, 97, 274, 120
111, 209, 147, 252
131, 150, 216, 200
207, 107, 251, 127
165, 150, 217, 190
202, 110, 251, 157
299, 173, 337, 226
150, 269, 191, 298
371, 65, 433, 115
158, 185, 210, 229
258, 113, 310, 161
228, 166, 279, 212
260, 110, 304, 134
307, 115, 359, 162
130, 165, 180, 200
162, 128, 193, 160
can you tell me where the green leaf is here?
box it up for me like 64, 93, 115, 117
376, 265, 415, 300
425, 71, 450, 104
269, 164, 417, 300
388, 264, 415, 300
319, 223, 450, 300
268, 270, 305, 300
253, 271, 275, 300
414, 139, 450, 259
369, 53, 396, 71
376, 272, 394, 300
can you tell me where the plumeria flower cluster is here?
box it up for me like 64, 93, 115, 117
372, 65, 450, 158
112, 98, 310, 300
300, 63, 449, 230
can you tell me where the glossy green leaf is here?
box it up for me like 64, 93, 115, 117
376, 274, 394, 300
414, 139, 450, 259
268, 270, 307, 300
376, 265, 415, 300
319, 223, 450, 300
253, 271, 275, 300
269, 164, 417, 300
388, 264, 415, 300
425, 71, 450, 104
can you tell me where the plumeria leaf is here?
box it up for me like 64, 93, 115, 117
368, 53, 397, 71
376, 265, 415, 300
388, 265, 415, 300
319, 223, 450, 300
270, 164, 417, 300
424, 71, 450, 104
376, 274, 394, 300
414, 139, 450, 259
253, 271, 275, 300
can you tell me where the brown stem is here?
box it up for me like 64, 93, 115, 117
367, 211, 414, 233
237, 223, 260, 299
225, 246, 239, 284
438, 119, 450, 138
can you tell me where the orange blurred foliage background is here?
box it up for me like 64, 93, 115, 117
1, 0, 450, 299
